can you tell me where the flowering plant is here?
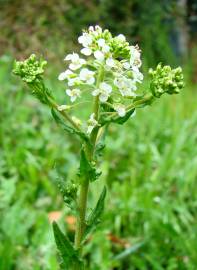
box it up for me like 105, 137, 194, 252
13, 25, 184, 269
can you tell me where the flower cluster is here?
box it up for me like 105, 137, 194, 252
149, 64, 184, 98
58, 25, 144, 125
13, 54, 47, 83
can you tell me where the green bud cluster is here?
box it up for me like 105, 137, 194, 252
13, 54, 53, 105
110, 37, 131, 59
13, 54, 47, 83
149, 64, 184, 98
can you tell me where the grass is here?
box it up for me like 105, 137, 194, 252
0, 55, 197, 270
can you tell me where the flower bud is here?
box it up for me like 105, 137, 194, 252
149, 64, 184, 98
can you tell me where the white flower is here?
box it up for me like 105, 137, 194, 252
97, 38, 106, 47
106, 57, 115, 69
94, 50, 105, 61
116, 34, 126, 42
58, 70, 73, 81
102, 44, 110, 53
87, 113, 98, 134
81, 47, 92, 56
92, 82, 112, 102
114, 76, 136, 97
67, 77, 79, 87
57, 105, 71, 111
78, 32, 92, 47
132, 66, 143, 83
114, 104, 126, 117
122, 62, 130, 70
64, 53, 86, 70
66, 88, 81, 102
79, 68, 95, 84
88, 26, 94, 32
130, 46, 141, 67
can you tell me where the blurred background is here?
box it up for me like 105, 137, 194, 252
0, 0, 197, 269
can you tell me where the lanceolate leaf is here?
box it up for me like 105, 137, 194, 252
51, 109, 88, 141
83, 186, 107, 240
52, 221, 83, 269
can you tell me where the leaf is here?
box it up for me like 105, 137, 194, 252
112, 241, 145, 261
83, 186, 107, 240
100, 109, 135, 126
52, 221, 83, 269
112, 108, 135, 125
79, 149, 101, 182
51, 109, 88, 141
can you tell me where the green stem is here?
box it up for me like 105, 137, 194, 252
74, 177, 89, 249
74, 65, 104, 257
48, 96, 82, 131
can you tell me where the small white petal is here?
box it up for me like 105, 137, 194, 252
81, 48, 92, 56
114, 104, 126, 117
66, 89, 71, 96
79, 68, 95, 84
78, 33, 92, 47
100, 82, 112, 93
58, 72, 67, 81
58, 70, 73, 80
87, 77, 95, 84
92, 89, 100, 96
106, 57, 115, 68
97, 38, 106, 47
64, 54, 72, 61
123, 62, 130, 69
99, 94, 108, 102
88, 26, 94, 31
94, 50, 104, 61
69, 63, 80, 70
70, 96, 76, 102
102, 44, 110, 53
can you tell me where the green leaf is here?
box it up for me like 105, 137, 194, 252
52, 221, 83, 269
112, 108, 135, 125
100, 109, 135, 126
79, 149, 101, 182
83, 186, 107, 240
51, 109, 88, 141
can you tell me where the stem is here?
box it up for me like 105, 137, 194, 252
74, 65, 104, 256
48, 96, 82, 131
74, 178, 89, 249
